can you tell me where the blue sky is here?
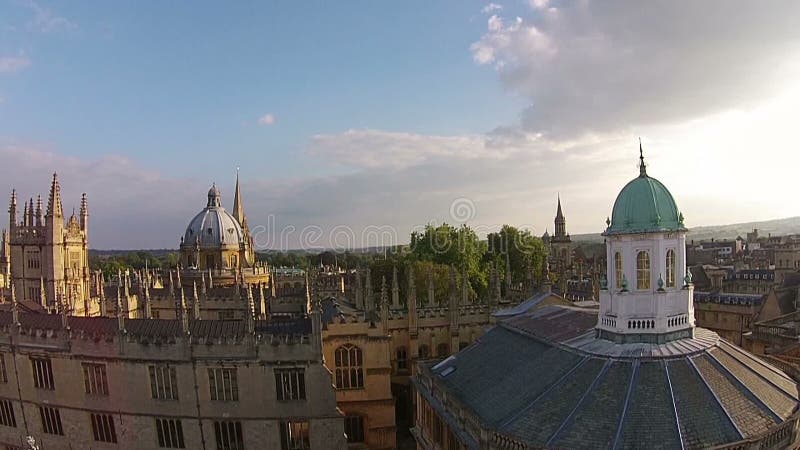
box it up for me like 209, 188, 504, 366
0, 1, 525, 178
2, 1, 800, 249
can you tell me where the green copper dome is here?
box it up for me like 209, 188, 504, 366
604, 151, 685, 235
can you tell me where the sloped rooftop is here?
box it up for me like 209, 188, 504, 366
418, 305, 800, 449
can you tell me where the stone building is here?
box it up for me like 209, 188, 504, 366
548, 196, 572, 271
5, 174, 91, 315
412, 149, 800, 449
180, 173, 255, 274
0, 287, 345, 450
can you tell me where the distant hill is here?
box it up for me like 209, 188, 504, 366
569, 216, 800, 244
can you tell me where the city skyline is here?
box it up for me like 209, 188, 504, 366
2, 1, 800, 249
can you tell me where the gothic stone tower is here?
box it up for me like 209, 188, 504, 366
550, 196, 572, 270
7, 174, 90, 312
597, 145, 692, 343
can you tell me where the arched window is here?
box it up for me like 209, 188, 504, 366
636, 251, 650, 290
418, 345, 430, 359
436, 343, 449, 358
334, 344, 364, 389
614, 252, 623, 289
666, 249, 676, 288
396, 347, 407, 372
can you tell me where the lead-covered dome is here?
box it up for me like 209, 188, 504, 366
605, 152, 685, 235
183, 184, 244, 247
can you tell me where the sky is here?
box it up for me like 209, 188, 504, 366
1, 0, 800, 250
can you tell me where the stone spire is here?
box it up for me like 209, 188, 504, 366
143, 276, 152, 319
364, 268, 374, 317
555, 194, 567, 238
99, 275, 107, 316
491, 263, 501, 307
46, 173, 63, 218
505, 251, 512, 291
201, 272, 207, 296
192, 281, 200, 320
26, 198, 33, 227
60, 291, 69, 329
79, 193, 88, 232
246, 283, 255, 334
461, 265, 469, 305
449, 266, 459, 330
168, 270, 175, 298
427, 272, 435, 306
232, 168, 245, 225
258, 282, 267, 319
116, 285, 125, 333
11, 283, 19, 326
35, 195, 43, 227
391, 266, 400, 309
208, 268, 213, 289
380, 276, 389, 332
408, 266, 418, 336
39, 276, 46, 307
8, 189, 16, 230
179, 285, 189, 334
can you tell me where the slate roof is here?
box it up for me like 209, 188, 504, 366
0, 310, 311, 338
418, 305, 800, 449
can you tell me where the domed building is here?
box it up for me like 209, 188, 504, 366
180, 174, 255, 272
412, 146, 800, 449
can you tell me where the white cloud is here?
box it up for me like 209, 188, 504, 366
529, 0, 549, 10
22, 0, 76, 33
481, 3, 503, 14
0, 56, 31, 73
258, 113, 275, 126
471, 1, 800, 137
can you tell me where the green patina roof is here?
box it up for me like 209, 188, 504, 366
605, 154, 685, 235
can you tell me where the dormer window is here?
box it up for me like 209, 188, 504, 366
207, 228, 213, 235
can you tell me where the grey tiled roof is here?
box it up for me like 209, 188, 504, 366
419, 306, 800, 449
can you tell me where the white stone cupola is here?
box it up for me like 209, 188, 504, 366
597, 143, 693, 344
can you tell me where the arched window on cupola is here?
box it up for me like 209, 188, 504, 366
666, 249, 676, 288
636, 251, 650, 290
614, 252, 623, 289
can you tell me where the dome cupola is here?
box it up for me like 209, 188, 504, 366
604, 143, 685, 236
183, 184, 244, 248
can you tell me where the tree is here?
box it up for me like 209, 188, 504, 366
409, 223, 487, 297
485, 225, 547, 286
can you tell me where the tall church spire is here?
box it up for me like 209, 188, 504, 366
554, 194, 567, 238
232, 168, 245, 225
46, 173, 63, 218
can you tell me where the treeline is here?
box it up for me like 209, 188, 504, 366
89, 251, 179, 274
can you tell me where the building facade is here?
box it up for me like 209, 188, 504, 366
6, 174, 91, 314
0, 292, 345, 450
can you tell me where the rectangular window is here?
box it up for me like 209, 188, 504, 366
214, 421, 244, 450
280, 420, 310, 450
90, 413, 117, 443
149, 365, 179, 400
275, 369, 306, 401
156, 418, 185, 448
39, 406, 63, 435
208, 368, 238, 401
82, 363, 109, 396
344, 416, 364, 443
0, 354, 8, 383
0, 400, 16, 428
31, 358, 54, 390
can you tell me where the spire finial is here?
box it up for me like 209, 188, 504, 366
638, 138, 647, 177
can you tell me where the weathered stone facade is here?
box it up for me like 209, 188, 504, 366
6, 174, 91, 315
0, 302, 345, 450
